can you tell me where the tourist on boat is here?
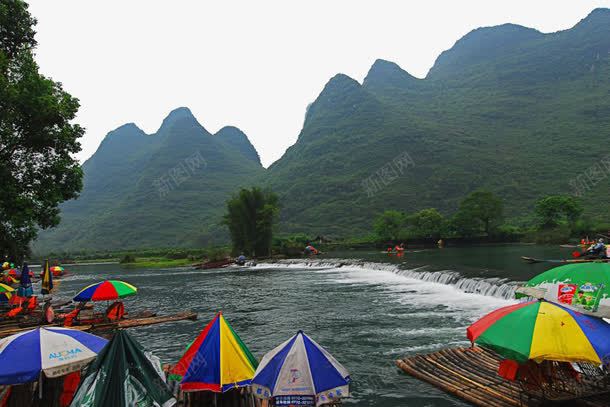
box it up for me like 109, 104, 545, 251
236, 253, 247, 266
585, 238, 607, 258
395, 243, 405, 251
304, 243, 319, 255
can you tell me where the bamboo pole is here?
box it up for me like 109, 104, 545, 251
396, 359, 506, 407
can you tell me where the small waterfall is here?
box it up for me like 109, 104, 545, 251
394, 269, 518, 299
258, 259, 520, 300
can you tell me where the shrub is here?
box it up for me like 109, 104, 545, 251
120, 254, 136, 264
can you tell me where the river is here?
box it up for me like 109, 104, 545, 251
50, 244, 571, 406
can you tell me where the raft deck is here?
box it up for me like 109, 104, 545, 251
0, 311, 198, 338
396, 346, 609, 407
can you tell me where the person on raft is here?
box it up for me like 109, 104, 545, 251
394, 243, 405, 251
235, 253, 247, 266
304, 243, 319, 256
585, 238, 607, 258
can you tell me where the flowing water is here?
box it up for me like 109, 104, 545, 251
50, 244, 570, 406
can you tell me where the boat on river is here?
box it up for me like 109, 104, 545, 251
521, 256, 610, 264
194, 258, 233, 270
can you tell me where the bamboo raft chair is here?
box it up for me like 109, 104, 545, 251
396, 346, 610, 407
175, 391, 343, 407
516, 360, 610, 405
175, 387, 263, 407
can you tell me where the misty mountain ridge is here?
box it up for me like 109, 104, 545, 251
34, 8, 610, 252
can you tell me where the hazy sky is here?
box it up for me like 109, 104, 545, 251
28, 0, 610, 167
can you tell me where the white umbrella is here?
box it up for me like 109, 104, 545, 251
252, 331, 350, 406
0, 327, 108, 385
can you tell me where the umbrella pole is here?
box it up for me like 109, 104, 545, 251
38, 371, 43, 399
214, 392, 217, 407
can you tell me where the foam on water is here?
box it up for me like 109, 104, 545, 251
254, 259, 521, 302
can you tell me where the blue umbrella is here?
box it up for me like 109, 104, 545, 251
17, 262, 33, 297
251, 331, 350, 406
0, 327, 108, 385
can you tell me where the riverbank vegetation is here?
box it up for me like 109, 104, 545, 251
28, 185, 609, 265
372, 191, 609, 245
32, 246, 230, 268
32, 190, 608, 266
223, 187, 279, 257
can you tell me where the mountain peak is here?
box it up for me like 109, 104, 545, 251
583, 7, 610, 21
104, 122, 146, 141
368, 59, 411, 76
216, 125, 242, 134
573, 7, 610, 31
216, 126, 261, 166
325, 73, 361, 91
363, 59, 417, 90
428, 23, 543, 79
158, 106, 202, 134
84, 122, 149, 170
168, 106, 193, 116
108, 122, 142, 134
303, 74, 365, 125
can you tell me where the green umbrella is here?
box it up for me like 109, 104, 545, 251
516, 262, 610, 318
70, 330, 175, 407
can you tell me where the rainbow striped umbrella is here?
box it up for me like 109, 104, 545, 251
172, 312, 258, 392
467, 300, 610, 365
49, 266, 64, 276
73, 280, 137, 302
0, 283, 14, 302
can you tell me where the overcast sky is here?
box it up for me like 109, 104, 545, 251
28, 0, 610, 167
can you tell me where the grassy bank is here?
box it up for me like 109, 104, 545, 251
33, 247, 231, 269
119, 257, 196, 268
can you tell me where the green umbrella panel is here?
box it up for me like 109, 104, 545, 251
516, 262, 610, 318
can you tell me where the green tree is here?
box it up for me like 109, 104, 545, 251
453, 190, 503, 236
535, 195, 583, 229
406, 208, 445, 239
223, 187, 279, 256
373, 210, 406, 241
1, 0, 83, 260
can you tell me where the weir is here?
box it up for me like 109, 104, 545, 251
259, 259, 520, 300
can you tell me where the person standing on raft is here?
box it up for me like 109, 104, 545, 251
235, 253, 247, 266
304, 243, 319, 255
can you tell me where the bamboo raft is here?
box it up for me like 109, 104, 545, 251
396, 346, 609, 407
0, 311, 198, 338
194, 258, 233, 270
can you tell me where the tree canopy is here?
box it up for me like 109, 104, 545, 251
373, 210, 406, 241
1, 0, 83, 260
406, 208, 445, 239
223, 187, 279, 256
453, 190, 503, 236
535, 195, 583, 229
